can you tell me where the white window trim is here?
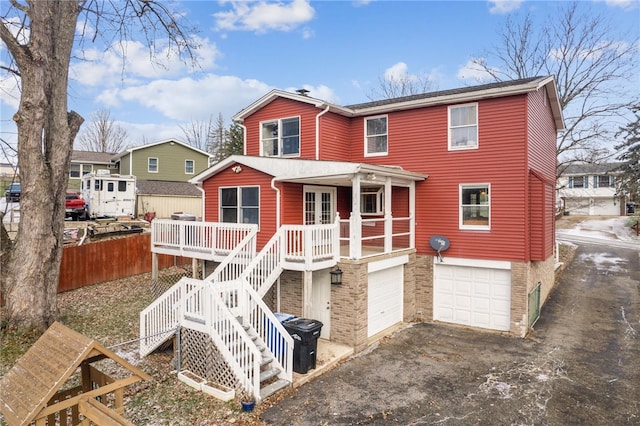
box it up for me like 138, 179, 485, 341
459, 183, 491, 230
219, 185, 260, 228
148, 157, 159, 173
448, 103, 478, 151
185, 159, 195, 175
360, 187, 384, 215
364, 114, 388, 157
259, 116, 301, 158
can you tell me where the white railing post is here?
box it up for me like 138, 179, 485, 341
349, 211, 362, 259
333, 212, 341, 262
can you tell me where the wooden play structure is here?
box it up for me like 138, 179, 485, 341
0, 322, 150, 426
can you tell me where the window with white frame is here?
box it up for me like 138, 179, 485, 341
148, 157, 158, 173
595, 175, 613, 188
69, 164, 93, 178
185, 160, 195, 174
449, 104, 478, 150
460, 184, 490, 229
365, 116, 388, 156
569, 176, 586, 188
220, 186, 259, 225
360, 187, 384, 215
261, 117, 300, 157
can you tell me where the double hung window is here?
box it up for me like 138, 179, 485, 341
185, 160, 195, 174
220, 186, 259, 225
449, 104, 478, 150
261, 117, 300, 157
460, 184, 490, 229
148, 157, 158, 173
365, 116, 388, 156
569, 176, 586, 188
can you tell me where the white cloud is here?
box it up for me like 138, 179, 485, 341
488, 0, 524, 15
70, 37, 220, 88
104, 74, 272, 122
601, 0, 639, 9
384, 62, 412, 82
456, 59, 496, 83
214, 0, 315, 33
283, 84, 339, 104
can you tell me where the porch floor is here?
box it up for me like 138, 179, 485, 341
292, 339, 354, 388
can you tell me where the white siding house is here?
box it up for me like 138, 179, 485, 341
558, 163, 626, 216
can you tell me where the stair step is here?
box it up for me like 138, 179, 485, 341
260, 368, 280, 384
260, 379, 291, 400
261, 354, 274, 366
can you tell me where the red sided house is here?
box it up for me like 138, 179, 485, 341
140, 76, 564, 401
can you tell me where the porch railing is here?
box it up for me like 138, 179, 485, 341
339, 214, 414, 259
151, 219, 257, 260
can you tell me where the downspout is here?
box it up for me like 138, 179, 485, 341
271, 176, 282, 312
315, 104, 330, 160
194, 183, 205, 221
271, 177, 281, 228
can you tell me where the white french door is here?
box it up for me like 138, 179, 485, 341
304, 186, 336, 225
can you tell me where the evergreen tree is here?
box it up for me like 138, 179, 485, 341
614, 106, 640, 202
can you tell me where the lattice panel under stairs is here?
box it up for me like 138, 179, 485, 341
180, 327, 240, 392
151, 266, 196, 299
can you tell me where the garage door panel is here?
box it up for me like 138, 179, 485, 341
434, 264, 511, 332
368, 266, 403, 337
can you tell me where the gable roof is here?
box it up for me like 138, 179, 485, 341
111, 139, 213, 161
561, 162, 625, 176
190, 155, 427, 187
0, 322, 150, 426
233, 76, 564, 131
71, 150, 117, 164
137, 179, 202, 197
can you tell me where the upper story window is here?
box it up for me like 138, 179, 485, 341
220, 186, 259, 225
70, 164, 92, 179
361, 187, 384, 215
365, 116, 388, 156
568, 176, 587, 188
594, 175, 613, 188
185, 160, 195, 174
460, 184, 490, 229
449, 103, 478, 150
148, 157, 158, 173
261, 117, 300, 157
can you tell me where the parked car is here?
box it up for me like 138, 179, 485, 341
65, 190, 88, 220
4, 182, 21, 202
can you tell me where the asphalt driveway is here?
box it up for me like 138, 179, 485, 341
260, 240, 640, 425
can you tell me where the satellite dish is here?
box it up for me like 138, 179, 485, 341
429, 235, 450, 262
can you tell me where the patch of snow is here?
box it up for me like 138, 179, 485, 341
563, 217, 636, 242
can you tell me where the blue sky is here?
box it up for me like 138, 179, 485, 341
1, 0, 639, 153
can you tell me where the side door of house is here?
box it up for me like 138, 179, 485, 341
303, 186, 336, 225
304, 185, 335, 339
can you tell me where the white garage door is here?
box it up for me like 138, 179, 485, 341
434, 264, 511, 331
368, 265, 404, 337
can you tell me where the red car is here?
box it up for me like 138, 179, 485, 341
65, 191, 88, 220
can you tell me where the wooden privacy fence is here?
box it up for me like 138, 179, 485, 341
58, 233, 190, 293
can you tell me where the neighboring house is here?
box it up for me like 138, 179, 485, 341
558, 162, 626, 216
141, 77, 564, 401
69, 150, 117, 191
112, 139, 212, 182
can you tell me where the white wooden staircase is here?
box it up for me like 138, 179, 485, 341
139, 219, 339, 402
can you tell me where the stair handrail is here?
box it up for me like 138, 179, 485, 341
139, 278, 188, 357
239, 227, 285, 297
207, 224, 258, 283
187, 278, 263, 399
237, 277, 294, 384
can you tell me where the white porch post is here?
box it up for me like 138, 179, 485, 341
410, 181, 416, 249
350, 174, 362, 259
384, 177, 393, 253
302, 270, 313, 317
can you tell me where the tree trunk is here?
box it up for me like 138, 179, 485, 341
3, 1, 83, 331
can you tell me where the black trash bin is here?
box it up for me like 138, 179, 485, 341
283, 318, 323, 374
